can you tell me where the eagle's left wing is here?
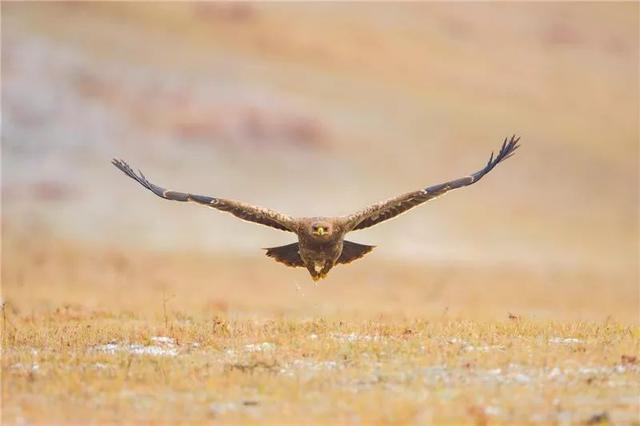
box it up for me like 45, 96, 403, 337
342, 135, 520, 231
112, 159, 297, 232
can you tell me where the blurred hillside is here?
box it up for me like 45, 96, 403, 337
2, 2, 638, 280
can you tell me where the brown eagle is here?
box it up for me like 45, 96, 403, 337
113, 135, 520, 281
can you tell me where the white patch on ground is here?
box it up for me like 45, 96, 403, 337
548, 367, 563, 380
209, 402, 239, 415
209, 401, 261, 417
127, 344, 178, 356
578, 366, 608, 375
150, 336, 175, 345
10, 363, 40, 372
512, 373, 532, 384
464, 344, 506, 352
447, 337, 505, 352
279, 359, 341, 377
485, 406, 501, 416
95, 343, 120, 354
549, 337, 582, 344
244, 342, 276, 352
614, 365, 627, 374
416, 363, 640, 392
331, 333, 382, 342
92, 336, 178, 357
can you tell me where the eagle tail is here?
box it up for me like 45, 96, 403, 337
337, 241, 375, 265
264, 242, 305, 267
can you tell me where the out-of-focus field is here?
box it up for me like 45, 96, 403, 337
2, 2, 639, 425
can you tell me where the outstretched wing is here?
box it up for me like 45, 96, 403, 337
343, 135, 520, 231
112, 159, 297, 232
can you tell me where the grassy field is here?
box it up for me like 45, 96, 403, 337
2, 237, 639, 425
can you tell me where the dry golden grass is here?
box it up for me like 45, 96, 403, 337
2, 237, 639, 425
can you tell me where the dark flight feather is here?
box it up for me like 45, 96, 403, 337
112, 158, 296, 232
344, 135, 520, 231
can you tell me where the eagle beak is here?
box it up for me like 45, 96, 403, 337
314, 227, 326, 236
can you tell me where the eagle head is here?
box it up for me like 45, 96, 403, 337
310, 221, 333, 238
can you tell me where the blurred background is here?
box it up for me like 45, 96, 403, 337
2, 2, 638, 321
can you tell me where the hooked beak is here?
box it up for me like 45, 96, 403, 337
313, 227, 326, 236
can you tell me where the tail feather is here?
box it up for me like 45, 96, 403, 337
264, 242, 305, 267
338, 240, 375, 265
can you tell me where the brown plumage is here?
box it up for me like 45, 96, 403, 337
112, 135, 520, 281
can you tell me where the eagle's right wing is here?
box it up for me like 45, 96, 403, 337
342, 135, 520, 231
112, 159, 297, 232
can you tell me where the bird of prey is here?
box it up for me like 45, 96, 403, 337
113, 135, 520, 281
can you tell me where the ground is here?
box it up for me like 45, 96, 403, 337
2, 238, 638, 425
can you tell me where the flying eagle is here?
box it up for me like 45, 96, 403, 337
113, 135, 520, 281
